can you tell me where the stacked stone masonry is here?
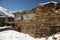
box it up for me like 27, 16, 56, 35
14, 2, 60, 38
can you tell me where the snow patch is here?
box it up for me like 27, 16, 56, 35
0, 30, 60, 40
38, 1, 57, 5
0, 30, 35, 40
0, 26, 12, 29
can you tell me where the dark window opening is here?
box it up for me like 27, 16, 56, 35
21, 15, 23, 20
50, 25, 60, 33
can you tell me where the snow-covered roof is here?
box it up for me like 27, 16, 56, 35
0, 7, 14, 17
38, 1, 57, 5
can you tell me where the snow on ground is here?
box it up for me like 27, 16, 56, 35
0, 30, 60, 40
0, 30, 35, 40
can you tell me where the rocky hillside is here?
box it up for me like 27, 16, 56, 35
14, 2, 60, 38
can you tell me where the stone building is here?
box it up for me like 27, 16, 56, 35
14, 10, 37, 37
36, 2, 60, 37
0, 7, 14, 27
14, 2, 60, 38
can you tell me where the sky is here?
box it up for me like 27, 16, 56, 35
0, 0, 60, 11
